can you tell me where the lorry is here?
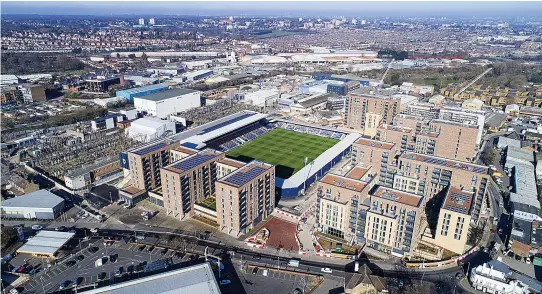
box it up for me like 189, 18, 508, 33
288, 259, 300, 267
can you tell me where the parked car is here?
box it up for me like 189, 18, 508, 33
66, 260, 77, 267
98, 272, 106, 280
59, 281, 69, 290
321, 268, 333, 273
76, 255, 85, 261
252, 267, 259, 275
88, 247, 99, 253
146, 246, 154, 253
160, 248, 168, 255
55, 226, 67, 231
138, 245, 146, 252
220, 280, 231, 286
31, 225, 43, 231
115, 267, 123, 276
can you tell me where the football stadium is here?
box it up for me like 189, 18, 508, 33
123, 111, 360, 198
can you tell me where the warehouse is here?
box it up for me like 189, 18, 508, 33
16, 230, 75, 258
1, 190, 65, 219
134, 88, 201, 119
125, 117, 176, 142
116, 84, 169, 103
184, 69, 214, 81
91, 113, 124, 131
241, 89, 280, 106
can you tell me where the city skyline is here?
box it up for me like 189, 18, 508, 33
2, 1, 542, 17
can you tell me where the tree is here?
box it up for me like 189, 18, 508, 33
468, 223, 484, 246
481, 148, 497, 166
1, 227, 18, 250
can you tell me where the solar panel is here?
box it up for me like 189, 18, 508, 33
224, 166, 268, 187
171, 153, 218, 172
133, 142, 167, 156
199, 113, 256, 135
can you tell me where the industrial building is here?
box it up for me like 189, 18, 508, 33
91, 113, 125, 131
133, 88, 201, 119
1, 190, 65, 219
123, 75, 160, 86
184, 69, 214, 81
16, 231, 75, 259
82, 263, 221, 294
111, 51, 222, 58
116, 84, 169, 103
18, 84, 46, 103
64, 156, 122, 190
146, 67, 185, 76
239, 89, 280, 107
216, 161, 275, 237
86, 76, 121, 92
125, 117, 176, 142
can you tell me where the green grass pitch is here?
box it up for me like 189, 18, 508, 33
226, 128, 339, 179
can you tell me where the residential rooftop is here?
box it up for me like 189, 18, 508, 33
165, 149, 223, 173
401, 152, 489, 174
320, 173, 368, 193
354, 138, 395, 150
219, 161, 273, 188
442, 187, 474, 215
371, 186, 423, 207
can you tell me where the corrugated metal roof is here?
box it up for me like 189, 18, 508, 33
17, 231, 75, 256
82, 263, 220, 294
1, 190, 64, 209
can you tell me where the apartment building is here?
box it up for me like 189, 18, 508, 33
383, 115, 479, 161
120, 140, 180, 204
170, 145, 198, 162
216, 161, 275, 237
316, 166, 377, 244
216, 158, 246, 179
351, 138, 397, 188
345, 93, 400, 135
160, 149, 224, 220
395, 152, 490, 223
18, 84, 46, 103
365, 186, 424, 257
431, 187, 473, 255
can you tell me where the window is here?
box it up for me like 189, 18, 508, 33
441, 213, 451, 236
454, 217, 465, 240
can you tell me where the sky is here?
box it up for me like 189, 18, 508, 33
1, 1, 541, 18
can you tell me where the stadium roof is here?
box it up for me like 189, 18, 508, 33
82, 262, 220, 294
281, 132, 361, 190
2, 190, 64, 209
17, 231, 75, 256
135, 88, 199, 102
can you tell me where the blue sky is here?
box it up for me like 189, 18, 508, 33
2, 1, 541, 17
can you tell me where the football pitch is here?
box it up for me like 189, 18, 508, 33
226, 128, 339, 179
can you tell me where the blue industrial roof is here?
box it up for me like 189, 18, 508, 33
116, 84, 168, 95
169, 152, 219, 172
198, 113, 255, 135
132, 142, 168, 156
222, 164, 268, 187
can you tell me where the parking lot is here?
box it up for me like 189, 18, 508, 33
234, 264, 323, 294
19, 238, 202, 293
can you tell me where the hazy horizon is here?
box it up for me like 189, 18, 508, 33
2, 1, 542, 18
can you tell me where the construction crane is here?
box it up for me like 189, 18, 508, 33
379, 58, 395, 86
453, 67, 493, 100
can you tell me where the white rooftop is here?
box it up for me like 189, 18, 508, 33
82, 262, 220, 294
17, 231, 75, 256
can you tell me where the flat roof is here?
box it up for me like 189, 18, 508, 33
219, 161, 273, 188
165, 150, 222, 173
378, 124, 413, 133
82, 262, 220, 294
17, 231, 75, 256
442, 187, 474, 215
2, 190, 64, 209
346, 166, 371, 180
401, 152, 489, 175
354, 138, 395, 150
320, 174, 368, 192
371, 186, 423, 207
174, 146, 198, 155
116, 84, 168, 95
217, 158, 246, 169
135, 88, 199, 102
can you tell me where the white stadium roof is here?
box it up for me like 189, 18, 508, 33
82, 263, 220, 294
282, 132, 361, 189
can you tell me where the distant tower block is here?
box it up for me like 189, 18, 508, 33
149, 18, 155, 25
138, 18, 145, 25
